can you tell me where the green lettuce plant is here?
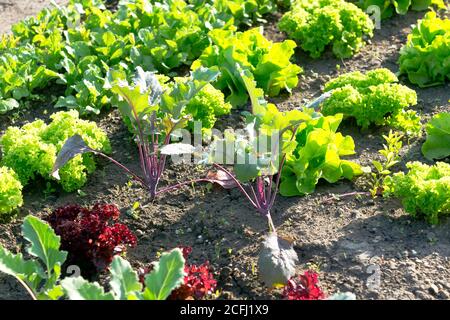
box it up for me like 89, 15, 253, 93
358, 0, 447, 20
280, 113, 363, 196
399, 12, 450, 87
191, 27, 302, 107
383, 161, 450, 224
320, 68, 421, 136
0, 110, 111, 192
422, 112, 450, 160
0, 167, 23, 219
190, 0, 279, 27
278, 0, 374, 58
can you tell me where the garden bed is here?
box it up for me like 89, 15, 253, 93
0, 1, 449, 300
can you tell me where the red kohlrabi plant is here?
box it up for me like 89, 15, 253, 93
204, 70, 326, 233
204, 70, 328, 288
46, 203, 137, 275
52, 67, 220, 200
282, 271, 325, 300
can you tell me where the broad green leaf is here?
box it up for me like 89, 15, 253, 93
394, 0, 413, 15
0, 98, 20, 114
21, 215, 67, 278
109, 256, 142, 300
44, 285, 65, 300
143, 249, 185, 300
372, 160, 383, 173
0, 246, 42, 283
61, 277, 115, 300
422, 112, 450, 160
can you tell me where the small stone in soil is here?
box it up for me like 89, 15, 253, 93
429, 284, 439, 296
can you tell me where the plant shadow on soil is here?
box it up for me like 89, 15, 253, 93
1, 9, 450, 300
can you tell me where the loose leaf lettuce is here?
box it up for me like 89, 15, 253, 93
280, 114, 363, 196
422, 112, 450, 160
278, 0, 374, 58
191, 28, 302, 107
358, 0, 447, 20
0, 167, 23, 217
398, 12, 450, 87
383, 161, 450, 224
1, 110, 111, 192
320, 68, 420, 135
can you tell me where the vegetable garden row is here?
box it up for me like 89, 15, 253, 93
0, 0, 449, 300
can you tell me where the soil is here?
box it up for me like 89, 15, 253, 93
0, 3, 450, 300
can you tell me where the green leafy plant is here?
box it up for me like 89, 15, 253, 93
0, 0, 237, 115
320, 68, 421, 135
398, 12, 450, 87
61, 249, 186, 300
422, 112, 450, 160
0, 110, 111, 192
53, 67, 220, 200
369, 130, 403, 197
280, 113, 364, 196
383, 161, 450, 224
0, 167, 23, 219
358, 0, 447, 20
278, 0, 374, 58
202, 69, 309, 287
191, 27, 302, 107
162, 77, 233, 135
0, 215, 68, 300
0, 0, 294, 115
190, 0, 279, 27
0, 38, 59, 113
0, 215, 187, 300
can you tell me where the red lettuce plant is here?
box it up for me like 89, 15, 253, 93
46, 203, 137, 275
282, 271, 325, 300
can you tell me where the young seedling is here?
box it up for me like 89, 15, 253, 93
370, 130, 403, 197
52, 66, 220, 200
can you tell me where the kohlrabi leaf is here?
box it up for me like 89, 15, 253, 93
109, 256, 142, 300
0, 246, 42, 283
61, 277, 115, 300
159, 67, 220, 119
0, 98, 20, 114
21, 215, 67, 277
132, 67, 164, 106
422, 112, 450, 160
240, 67, 268, 117
51, 135, 95, 180
206, 170, 239, 189
143, 248, 185, 300
258, 232, 298, 288
106, 68, 160, 126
